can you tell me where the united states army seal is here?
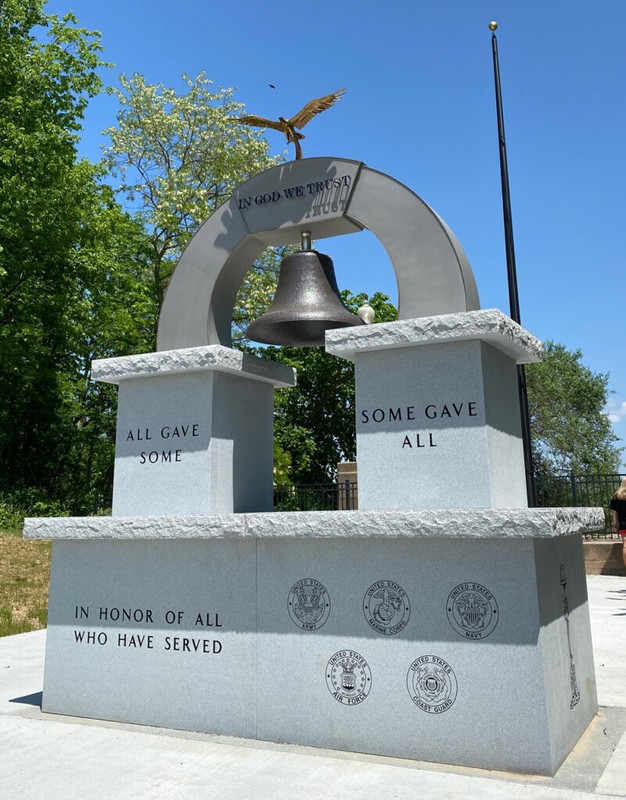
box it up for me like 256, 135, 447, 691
326, 650, 372, 705
406, 655, 458, 714
446, 582, 498, 640
287, 578, 331, 631
363, 580, 410, 635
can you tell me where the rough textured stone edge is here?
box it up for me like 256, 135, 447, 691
325, 309, 544, 364
91, 345, 296, 387
23, 507, 603, 541
24, 515, 247, 540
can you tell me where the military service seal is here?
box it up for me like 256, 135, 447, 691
446, 582, 498, 640
363, 580, 410, 635
287, 578, 331, 631
406, 655, 458, 714
326, 650, 372, 705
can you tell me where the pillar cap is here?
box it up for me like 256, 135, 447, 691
325, 309, 543, 364
92, 345, 296, 387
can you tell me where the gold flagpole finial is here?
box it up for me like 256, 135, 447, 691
489, 21, 498, 32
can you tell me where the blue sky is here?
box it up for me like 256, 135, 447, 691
44, 0, 625, 466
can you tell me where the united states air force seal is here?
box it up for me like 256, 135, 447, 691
326, 650, 372, 705
287, 578, 330, 631
406, 655, 457, 713
446, 582, 498, 639
363, 580, 410, 635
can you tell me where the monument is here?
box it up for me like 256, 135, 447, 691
24, 156, 602, 776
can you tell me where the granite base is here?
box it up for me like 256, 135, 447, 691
25, 509, 601, 775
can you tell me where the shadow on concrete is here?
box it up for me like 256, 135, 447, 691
10, 691, 42, 708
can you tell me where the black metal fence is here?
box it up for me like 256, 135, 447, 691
274, 473, 625, 537
535, 473, 625, 536
273, 481, 358, 512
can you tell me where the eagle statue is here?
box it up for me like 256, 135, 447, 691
236, 88, 346, 160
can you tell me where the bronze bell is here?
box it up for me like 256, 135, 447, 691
246, 232, 364, 347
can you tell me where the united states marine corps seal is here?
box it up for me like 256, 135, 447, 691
446, 582, 498, 640
287, 578, 330, 630
363, 580, 410, 635
326, 650, 372, 705
406, 655, 458, 714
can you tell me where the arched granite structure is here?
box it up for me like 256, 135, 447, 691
157, 157, 480, 351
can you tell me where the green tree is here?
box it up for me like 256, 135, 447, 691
52, 180, 156, 511
0, 2, 104, 325
526, 340, 621, 475
0, 1, 155, 513
103, 73, 282, 316
264, 292, 397, 484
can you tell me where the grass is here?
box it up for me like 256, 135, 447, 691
0, 527, 51, 637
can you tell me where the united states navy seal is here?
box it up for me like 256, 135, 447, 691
446, 582, 498, 640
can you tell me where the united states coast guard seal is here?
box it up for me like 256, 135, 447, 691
407, 655, 458, 713
446, 582, 498, 639
287, 578, 331, 630
363, 580, 410, 635
326, 650, 372, 705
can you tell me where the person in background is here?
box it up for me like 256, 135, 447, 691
609, 477, 626, 568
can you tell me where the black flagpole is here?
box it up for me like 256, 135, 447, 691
489, 21, 537, 506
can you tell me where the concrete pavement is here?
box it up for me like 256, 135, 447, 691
1, 574, 624, 800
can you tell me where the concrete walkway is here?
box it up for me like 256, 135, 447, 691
1, 575, 624, 800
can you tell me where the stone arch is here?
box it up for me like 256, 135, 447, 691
156, 157, 480, 351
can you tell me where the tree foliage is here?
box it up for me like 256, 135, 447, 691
0, 1, 155, 514
0, 1, 103, 319
103, 73, 282, 313
526, 341, 621, 475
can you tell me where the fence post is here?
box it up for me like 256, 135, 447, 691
345, 479, 351, 511
570, 473, 578, 507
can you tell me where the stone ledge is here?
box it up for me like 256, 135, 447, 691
325, 309, 543, 364
92, 345, 296, 388
24, 507, 603, 541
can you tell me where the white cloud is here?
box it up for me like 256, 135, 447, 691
607, 400, 626, 424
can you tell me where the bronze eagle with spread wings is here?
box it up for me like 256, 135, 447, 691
236, 88, 346, 160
